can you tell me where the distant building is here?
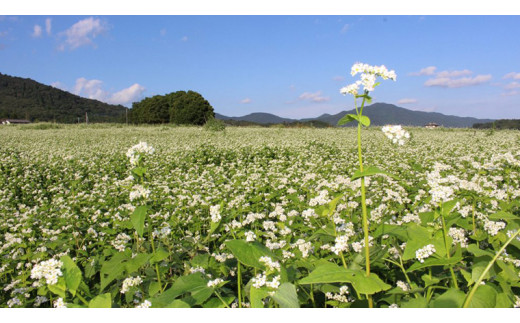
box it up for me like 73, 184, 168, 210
425, 122, 440, 129
0, 119, 31, 125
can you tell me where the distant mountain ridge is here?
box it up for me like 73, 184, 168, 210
0, 73, 127, 123
217, 103, 494, 128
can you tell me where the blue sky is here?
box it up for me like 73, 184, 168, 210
1, 15, 519, 119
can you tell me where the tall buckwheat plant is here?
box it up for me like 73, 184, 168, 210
338, 63, 397, 307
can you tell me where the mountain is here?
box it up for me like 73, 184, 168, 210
217, 103, 494, 127
215, 112, 296, 124
0, 73, 127, 123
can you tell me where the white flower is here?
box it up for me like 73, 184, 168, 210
53, 297, 67, 308
136, 300, 152, 308
207, 278, 224, 288
251, 274, 267, 288
129, 185, 150, 201
126, 142, 155, 166
484, 220, 506, 236
382, 125, 410, 145
30, 259, 63, 285
259, 256, 281, 272
396, 280, 410, 292
415, 244, 436, 263
244, 231, 257, 242
121, 276, 143, 294
330, 235, 350, 255
210, 205, 221, 222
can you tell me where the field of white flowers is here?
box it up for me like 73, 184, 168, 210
1, 124, 520, 308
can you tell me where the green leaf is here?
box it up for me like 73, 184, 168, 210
488, 211, 520, 221
272, 283, 299, 308
47, 278, 67, 298
89, 293, 112, 308
351, 166, 398, 181
431, 288, 466, 308
467, 244, 494, 257
406, 255, 462, 272
151, 273, 210, 307
359, 115, 370, 127
337, 114, 358, 126
225, 240, 277, 270
465, 284, 497, 308
250, 286, 270, 308
298, 262, 391, 295
165, 299, 191, 308
100, 252, 129, 291
400, 296, 428, 308
441, 199, 459, 217
148, 281, 161, 297
60, 255, 82, 297
150, 248, 169, 264
131, 205, 148, 236
125, 253, 151, 273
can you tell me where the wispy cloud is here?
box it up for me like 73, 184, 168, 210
32, 24, 42, 38
160, 28, 167, 36
409, 66, 437, 76
70, 77, 145, 105
397, 98, 417, 105
240, 98, 251, 104
332, 76, 345, 82
58, 17, 108, 51
45, 18, 52, 35
340, 24, 349, 33
299, 91, 329, 103
503, 72, 520, 80
181, 36, 188, 42
424, 74, 492, 88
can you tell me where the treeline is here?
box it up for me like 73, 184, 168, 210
129, 90, 214, 125
473, 119, 520, 130
0, 73, 127, 123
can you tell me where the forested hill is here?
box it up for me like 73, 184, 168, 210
0, 73, 127, 123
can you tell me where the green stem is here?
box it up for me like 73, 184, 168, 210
356, 94, 372, 308
215, 290, 230, 308
462, 229, 520, 308
440, 207, 459, 289
237, 262, 242, 308
76, 293, 89, 306
150, 234, 164, 293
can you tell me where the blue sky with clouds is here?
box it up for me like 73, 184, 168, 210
1, 15, 519, 119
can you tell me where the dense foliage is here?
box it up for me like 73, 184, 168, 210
130, 91, 214, 125
473, 119, 520, 130
0, 73, 127, 123
1, 125, 520, 308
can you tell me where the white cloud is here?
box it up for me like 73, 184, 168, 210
340, 24, 349, 33
436, 69, 472, 78
240, 98, 251, 104
503, 82, 520, 91
397, 98, 418, 104
299, 91, 329, 103
181, 36, 188, 42
107, 84, 146, 105
51, 81, 67, 91
424, 74, 492, 88
503, 72, 520, 80
45, 18, 52, 35
71, 77, 145, 105
332, 76, 345, 82
32, 24, 42, 38
160, 28, 167, 36
410, 66, 437, 76
58, 17, 107, 51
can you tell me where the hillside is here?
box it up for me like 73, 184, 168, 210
0, 73, 127, 123
217, 103, 494, 128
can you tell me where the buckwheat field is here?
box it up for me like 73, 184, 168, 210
1, 124, 520, 308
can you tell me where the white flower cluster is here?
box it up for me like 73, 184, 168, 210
396, 280, 410, 292
111, 233, 132, 252
309, 190, 331, 206
251, 274, 281, 290
244, 231, 257, 242
340, 62, 396, 95
415, 244, 436, 263
121, 276, 143, 294
30, 259, 63, 285
381, 125, 410, 145
291, 239, 314, 258
210, 205, 221, 222
330, 235, 350, 255
429, 185, 454, 205
129, 185, 151, 201
136, 300, 152, 308
259, 256, 281, 273
207, 278, 224, 288
53, 297, 67, 308
325, 285, 351, 303
484, 220, 506, 236
448, 227, 468, 247
126, 142, 155, 166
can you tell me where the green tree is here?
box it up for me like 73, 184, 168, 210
169, 91, 214, 125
